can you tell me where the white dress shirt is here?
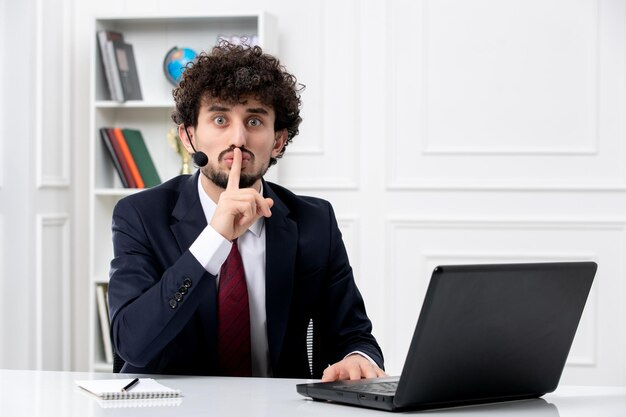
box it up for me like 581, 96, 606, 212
188, 178, 376, 377
189, 179, 272, 377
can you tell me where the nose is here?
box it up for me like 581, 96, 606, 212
229, 122, 247, 148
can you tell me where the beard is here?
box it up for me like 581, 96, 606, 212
201, 147, 270, 189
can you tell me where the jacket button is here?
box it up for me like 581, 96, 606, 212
183, 278, 192, 288
174, 292, 183, 302
178, 286, 187, 294
169, 298, 177, 309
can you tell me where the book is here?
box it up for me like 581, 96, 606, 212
113, 128, 145, 188
96, 30, 124, 102
95, 284, 113, 364
100, 128, 129, 187
75, 378, 182, 400
122, 129, 161, 187
104, 128, 136, 188
112, 41, 143, 101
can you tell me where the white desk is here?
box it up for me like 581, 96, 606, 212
1, 369, 624, 416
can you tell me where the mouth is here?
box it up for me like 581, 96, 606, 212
222, 150, 253, 168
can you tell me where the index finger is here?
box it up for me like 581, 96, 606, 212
227, 147, 242, 190
321, 365, 339, 382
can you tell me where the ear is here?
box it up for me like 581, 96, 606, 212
178, 124, 195, 154
272, 129, 287, 157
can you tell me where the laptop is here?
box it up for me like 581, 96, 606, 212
297, 261, 597, 412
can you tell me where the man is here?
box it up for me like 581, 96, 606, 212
108, 42, 385, 381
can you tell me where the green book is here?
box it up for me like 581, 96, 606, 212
122, 129, 161, 187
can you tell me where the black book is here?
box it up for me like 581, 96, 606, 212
99, 128, 129, 187
112, 41, 143, 101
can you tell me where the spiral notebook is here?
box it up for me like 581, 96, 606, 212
93, 397, 183, 409
76, 378, 181, 400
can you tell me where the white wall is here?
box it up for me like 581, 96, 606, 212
0, 0, 74, 371
2, 0, 624, 385
0, 0, 5, 366
0, 0, 36, 371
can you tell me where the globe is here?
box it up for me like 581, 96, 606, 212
163, 46, 198, 85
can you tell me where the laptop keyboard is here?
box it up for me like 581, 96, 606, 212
340, 381, 398, 395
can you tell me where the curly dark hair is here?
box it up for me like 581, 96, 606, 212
171, 42, 304, 163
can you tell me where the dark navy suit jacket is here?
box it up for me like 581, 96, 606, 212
108, 172, 383, 377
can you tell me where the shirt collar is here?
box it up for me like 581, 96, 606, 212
196, 173, 265, 237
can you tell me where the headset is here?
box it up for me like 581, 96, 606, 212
184, 126, 208, 167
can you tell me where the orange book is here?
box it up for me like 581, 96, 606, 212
113, 128, 145, 188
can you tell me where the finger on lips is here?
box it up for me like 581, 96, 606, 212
227, 148, 242, 190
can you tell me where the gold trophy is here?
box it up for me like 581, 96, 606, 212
167, 127, 192, 175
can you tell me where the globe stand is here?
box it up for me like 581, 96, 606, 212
167, 128, 193, 175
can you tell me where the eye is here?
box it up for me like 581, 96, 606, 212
213, 116, 226, 125
248, 118, 262, 127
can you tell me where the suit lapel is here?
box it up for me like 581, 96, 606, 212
170, 172, 207, 252
169, 172, 217, 370
263, 181, 298, 369
168, 176, 297, 370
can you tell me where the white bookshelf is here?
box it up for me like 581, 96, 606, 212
88, 12, 278, 372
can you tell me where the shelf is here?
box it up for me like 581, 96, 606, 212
93, 362, 113, 373
92, 276, 111, 285
95, 13, 263, 25
94, 188, 142, 197
88, 11, 278, 373
95, 100, 174, 109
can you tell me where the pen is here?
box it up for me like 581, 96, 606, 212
121, 378, 139, 392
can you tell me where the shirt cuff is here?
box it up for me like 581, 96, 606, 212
189, 226, 232, 275
345, 351, 378, 367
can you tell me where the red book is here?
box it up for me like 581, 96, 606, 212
104, 128, 136, 188
113, 128, 145, 188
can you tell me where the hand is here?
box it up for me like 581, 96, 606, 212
321, 354, 387, 382
210, 148, 274, 241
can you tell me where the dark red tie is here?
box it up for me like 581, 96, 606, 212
217, 238, 252, 376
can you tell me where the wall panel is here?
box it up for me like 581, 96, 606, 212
0, 0, 5, 188
387, 0, 626, 189
36, 215, 71, 371
36, 0, 70, 187
278, 0, 361, 189
384, 218, 624, 384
